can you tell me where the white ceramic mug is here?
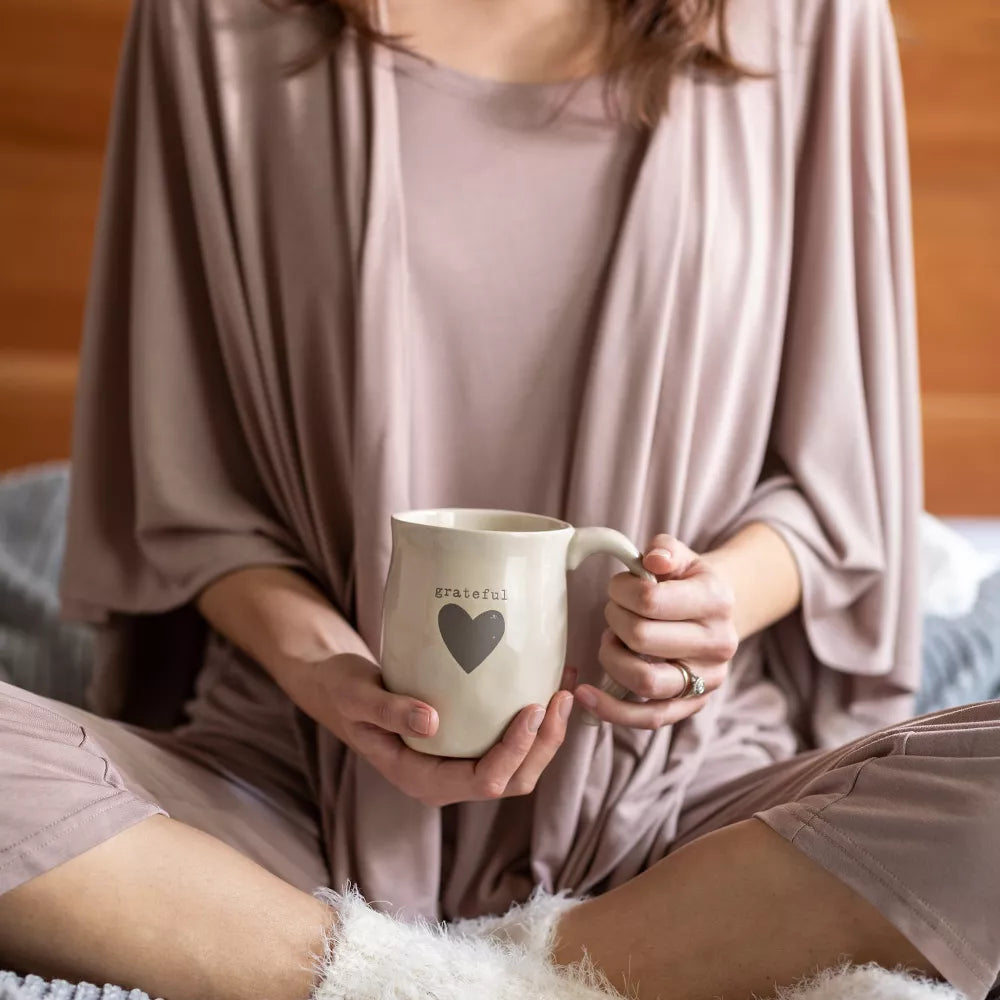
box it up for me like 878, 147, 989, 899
380, 508, 653, 758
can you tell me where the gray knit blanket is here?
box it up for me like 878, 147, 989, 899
1, 464, 999, 1000
0, 974, 153, 1000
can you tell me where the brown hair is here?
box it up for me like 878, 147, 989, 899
280, 1, 743, 125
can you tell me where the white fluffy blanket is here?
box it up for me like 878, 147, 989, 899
314, 889, 966, 1000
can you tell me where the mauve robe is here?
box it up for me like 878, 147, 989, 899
61, 0, 922, 919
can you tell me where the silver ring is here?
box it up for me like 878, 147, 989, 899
674, 663, 706, 699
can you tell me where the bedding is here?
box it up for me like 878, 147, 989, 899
917, 571, 1000, 713
0, 465, 92, 704
920, 512, 1000, 618
943, 518, 1000, 559
0, 973, 150, 1000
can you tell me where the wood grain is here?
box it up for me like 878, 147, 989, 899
0, 352, 78, 471
0, 0, 997, 514
922, 396, 1000, 512
895, 0, 1000, 513
0, 0, 130, 355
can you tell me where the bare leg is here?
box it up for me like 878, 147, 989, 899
553, 819, 936, 1000
0, 815, 330, 1000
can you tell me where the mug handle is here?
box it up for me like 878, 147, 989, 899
566, 527, 656, 726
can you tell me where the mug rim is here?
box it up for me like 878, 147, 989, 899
391, 507, 572, 536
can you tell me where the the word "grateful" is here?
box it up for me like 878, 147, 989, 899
434, 586, 509, 601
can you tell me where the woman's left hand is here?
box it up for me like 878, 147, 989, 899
574, 534, 739, 729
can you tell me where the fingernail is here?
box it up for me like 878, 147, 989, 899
576, 688, 598, 709
528, 707, 545, 733
408, 707, 432, 736
649, 548, 672, 561
559, 694, 573, 721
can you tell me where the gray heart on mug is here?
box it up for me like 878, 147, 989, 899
438, 604, 505, 674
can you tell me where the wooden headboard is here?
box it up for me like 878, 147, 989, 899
1, 0, 998, 514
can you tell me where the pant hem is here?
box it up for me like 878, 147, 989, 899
0, 789, 165, 896
757, 806, 994, 1000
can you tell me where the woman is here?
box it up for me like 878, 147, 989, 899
1, 0, 997, 997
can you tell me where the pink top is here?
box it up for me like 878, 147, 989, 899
61, 0, 922, 918
395, 55, 642, 513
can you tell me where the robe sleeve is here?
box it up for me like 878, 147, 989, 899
60, 0, 310, 722
724, 0, 922, 745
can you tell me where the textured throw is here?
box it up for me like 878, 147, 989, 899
0, 465, 92, 704
0, 973, 156, 1000
916, 572, 1000, 713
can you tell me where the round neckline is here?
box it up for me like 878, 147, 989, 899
387, 42, 606, 101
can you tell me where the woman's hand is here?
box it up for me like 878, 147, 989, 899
198, 566, 574, 806
574, 534, 738, 729
280, 652, 574, 807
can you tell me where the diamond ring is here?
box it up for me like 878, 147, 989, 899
674, 663, 706, 699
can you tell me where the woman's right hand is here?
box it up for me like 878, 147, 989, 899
197, 566, 571, 806
281, 652, 573, 808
